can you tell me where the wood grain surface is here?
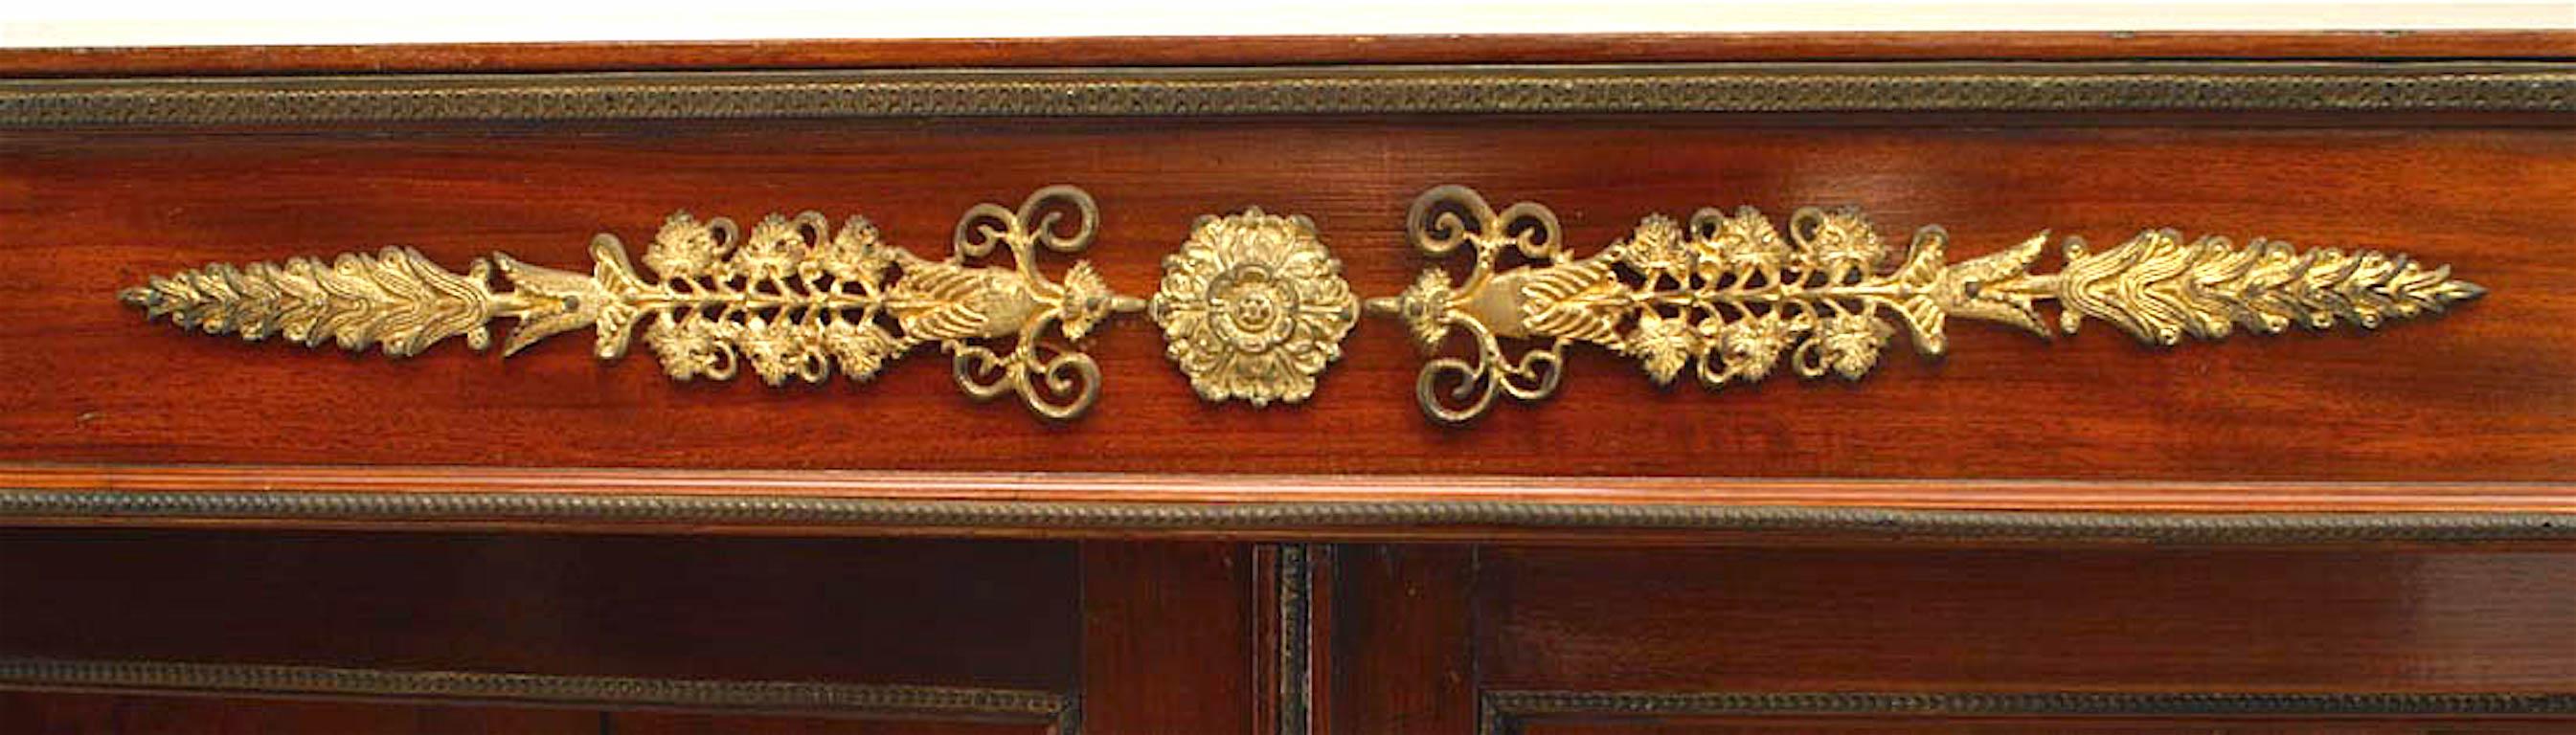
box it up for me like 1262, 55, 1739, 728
1319, 544, 2576, 733
1514, 720, 2576, 734
1478, 546, 2576, 692
9, 33, 2575, 735
0, 692, 604, 735
0, 529, 1081, 689
0, 692, 1043, 734
1080, 543, 1257, 733
1325, 545, 1476, 735
0, 120, 2565, 486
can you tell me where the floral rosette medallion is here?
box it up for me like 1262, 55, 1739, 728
1149, 209, 1359, 406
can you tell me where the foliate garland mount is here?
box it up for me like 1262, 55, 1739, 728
119, 185, 2487, 424
1364, 186, 2487, 424
119, 186, 1147, 420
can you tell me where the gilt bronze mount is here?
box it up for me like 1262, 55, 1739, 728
1149, 209, 1358, 406
120, 186, 1146, 420
122, 185, 2484, 423
1366, 186, 2487, 423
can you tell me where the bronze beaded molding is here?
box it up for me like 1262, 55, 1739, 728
1479, 690, 2576, 735
0, 657, 1076, 727
7, 490, 2576, 542
6, 62, 2574, 125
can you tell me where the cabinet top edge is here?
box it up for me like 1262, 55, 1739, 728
5, 31, 2572, 79
7, 60, 2573, 126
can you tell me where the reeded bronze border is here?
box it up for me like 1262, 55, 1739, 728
0, 657, 1074, 726
6, 489, 2576, 543
4, 62, 2571, 126
1480, 690, 2576, 734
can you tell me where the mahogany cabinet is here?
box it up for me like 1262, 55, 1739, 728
3, 32, 2575, 734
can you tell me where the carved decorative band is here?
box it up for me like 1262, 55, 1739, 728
0, 657, 1073, 724
9, 490, 2576, 542
1480, 690, 2576, 735
6, 63, 2573, 125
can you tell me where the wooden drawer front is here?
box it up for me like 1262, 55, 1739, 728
3, 118, 2567, 483
5, 35, 2576, 735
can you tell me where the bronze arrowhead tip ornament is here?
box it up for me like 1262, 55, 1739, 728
1150, 208, 1359, 406
1370, 185, 2486, 425
119, 185, 1147, 421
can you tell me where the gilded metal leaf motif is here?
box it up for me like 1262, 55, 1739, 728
124, 248, 501, 356
1366, 185, 2487, 424
1147, 209, 1359, 406
120, 186, 1145, 420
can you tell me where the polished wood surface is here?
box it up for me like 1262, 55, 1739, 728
0, 693, 599, 735
0, 530, 1080, 687
1323, 544, 2576, 734
1081, 543, 1257, 733
6, 32, 2574, 734
1479, 546, 2576, 691
0, 530, 1281, 731
1325, 546, 1475, 735
0, 693, 1039, 734
9, 532, 2576, 731
0, 122, 2565, 488
1516, 720, 2576, 734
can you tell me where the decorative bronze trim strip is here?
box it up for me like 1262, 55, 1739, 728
5, 62, 2571, 126
6, 490, 2576, 542
0, 657, 1073, 725
1480, 690, 2576, 734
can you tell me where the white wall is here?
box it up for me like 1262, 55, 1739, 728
5, 0, 2571, 48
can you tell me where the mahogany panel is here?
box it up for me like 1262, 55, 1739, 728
1477, 546, 2576, 692
0, 691, 598, 734
0, 120, 2568, 483
1326, 545, 1476, 735
1078, 542, 1256, 733
609, 711, 1042, 734
0, 692, 119, 735
1516, 718, 2576, 734
0, 529, 1079, 689
0, 692, 1049, 734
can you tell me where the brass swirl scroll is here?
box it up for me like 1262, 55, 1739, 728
119, 186, 1146, 420
1366, 186, 2488, 424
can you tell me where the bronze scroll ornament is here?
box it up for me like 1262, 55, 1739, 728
120, 186, 1145, 420
1365, 186, 2486, 423
121, 186, 2484, 423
